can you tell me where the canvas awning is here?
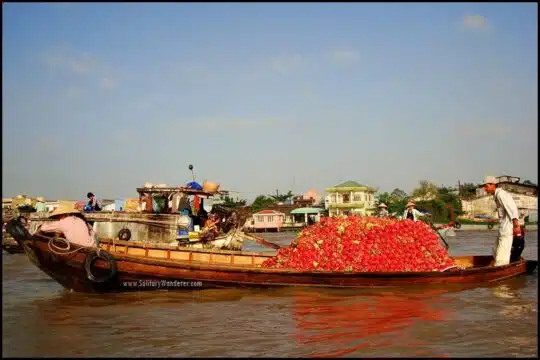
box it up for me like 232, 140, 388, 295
290, 207, 325, 215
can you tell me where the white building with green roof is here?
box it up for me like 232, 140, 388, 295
324, 181, 377, 217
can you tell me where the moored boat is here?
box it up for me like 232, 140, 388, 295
6, 217, 537, 293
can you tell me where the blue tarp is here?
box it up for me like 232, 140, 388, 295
186, 181, 203, 190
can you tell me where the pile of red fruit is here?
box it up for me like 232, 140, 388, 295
261, 216, 457, 272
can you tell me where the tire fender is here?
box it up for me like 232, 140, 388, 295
118, 228, 131, 241
84, 249, 118, 284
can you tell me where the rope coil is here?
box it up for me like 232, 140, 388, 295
33, 232, 95, 256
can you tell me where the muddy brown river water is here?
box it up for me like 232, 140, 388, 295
2, 230, 537, 357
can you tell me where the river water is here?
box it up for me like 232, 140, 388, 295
3, 230, 537, 357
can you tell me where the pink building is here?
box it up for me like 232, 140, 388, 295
252, 209, 285, 232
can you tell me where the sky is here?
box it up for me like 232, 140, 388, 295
2, 3, 538, 202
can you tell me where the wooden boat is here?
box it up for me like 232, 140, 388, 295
7, 217, 537, 294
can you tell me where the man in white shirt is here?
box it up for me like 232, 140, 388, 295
480, 175, 522, 266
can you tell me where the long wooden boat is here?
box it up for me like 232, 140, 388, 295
7, 218, 537, 294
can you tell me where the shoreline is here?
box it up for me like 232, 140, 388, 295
246, 223, 538, 234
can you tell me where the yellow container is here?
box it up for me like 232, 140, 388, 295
188, 231, 200, 239
203, 181, 220, 193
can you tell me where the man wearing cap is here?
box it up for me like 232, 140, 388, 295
403, 201, 424, 221
35, 204, 97, 248
480, 175, 522, 266
378, 203, 389, 218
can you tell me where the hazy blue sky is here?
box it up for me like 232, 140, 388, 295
2, 3, 537, 202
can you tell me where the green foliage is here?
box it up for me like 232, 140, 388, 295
250, 195, 277, 213
375, 189, 408, 216
390, 188, 408, 200
374, 192, 391, 208
458, 182, 478, 197
411, 180, 439, 200
219, 195, 247, 208
270, 190, 294, 203
389, 199, 407, 217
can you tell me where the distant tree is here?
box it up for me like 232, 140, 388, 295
375, 192, 392, 208
375, 191, 407, 217
219, 195, 247, 208
270, 190, 294, 203
250, 195, 277, 213
390, 188, 408, 200
388, 198, 408, 218
522, 180, 536, 186
411, 180, 439, 201
458, 182, 478, 197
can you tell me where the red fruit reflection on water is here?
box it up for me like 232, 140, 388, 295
291, 288, 452, 358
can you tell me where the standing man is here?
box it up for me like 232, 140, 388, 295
480, 175, 522, 266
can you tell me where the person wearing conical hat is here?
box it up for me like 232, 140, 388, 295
403, 200, 423, 221
35, 203, 97, 247
378, 203, 389, 217
35, 196, 47, 213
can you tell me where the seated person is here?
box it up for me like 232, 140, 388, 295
86, 192, 102, 211
35, 204, 97, 248
200, 214, 220, 242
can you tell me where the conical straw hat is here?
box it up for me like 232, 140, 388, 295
49, 203, 83, 219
